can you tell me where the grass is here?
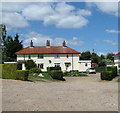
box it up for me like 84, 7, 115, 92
63, 72, 88, 77
28, 73, 55, 82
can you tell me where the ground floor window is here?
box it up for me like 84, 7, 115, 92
54, 63, 60, 67
38, 63, 44, 69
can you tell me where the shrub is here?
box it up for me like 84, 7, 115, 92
47, 67, 61, 74
16, 70, 29, 81
50, 70, 63, 80
2, 63, 18, 79
29, 68, 42, 74
25, 60, 37, 70
106, 66, 117, 78
17, 62, 22, 70
2, 63, 29, 81
101, 71, 113, 81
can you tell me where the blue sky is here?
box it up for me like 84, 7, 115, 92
2, 2, 118, 56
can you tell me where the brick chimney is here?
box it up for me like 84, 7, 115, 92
30, 40, 33, 47
63, 40, 66, 47
46, 40, 50, 46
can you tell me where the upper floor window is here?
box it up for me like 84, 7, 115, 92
85, 63, 88, 67
38, 54, 44, 59
54, 54, 60, 58
28, 54, 31, 59
54, 63, 60, 67
66, 55, 69, 58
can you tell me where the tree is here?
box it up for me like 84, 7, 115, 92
5, 33, 23, 61
25, 60, 37, 70
91, 52, 100, 64
80, 51, 91, 60
106, 53, 114, 62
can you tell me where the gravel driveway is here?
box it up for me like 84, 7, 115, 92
2, 73, 118, 111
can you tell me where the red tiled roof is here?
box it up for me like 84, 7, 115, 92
16, 46, 80, 54
113, 52, 120, 56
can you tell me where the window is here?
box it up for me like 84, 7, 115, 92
54, 54, 60, 58
54, 63, 60, 67
66, 55, 69, 58
38, 54, 44, 59
119, 56, 120, 60
38, 63, 44, 69
85, 63, 88, 67
28, 54, 31, 59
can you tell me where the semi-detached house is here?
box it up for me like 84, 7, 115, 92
16, 40, 91, 72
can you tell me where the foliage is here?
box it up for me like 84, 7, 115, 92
17, 62, 22, 70
106, 53, 115, 61
106, 66, 118, 78
16, 70, 29, 81
50, 70, 64, 80
95, 67, 106, 72
101, 71, 113, 81
25, 60, 37, 70
80, 51, 91, 60
63, 71, 88, 77
2, 63, 29, 81
29, 68, 42, 74
91, 52, 100, 64
1, 24, 23, 62
47, 67, 61, 73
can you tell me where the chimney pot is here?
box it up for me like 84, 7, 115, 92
46, 40, 50, 46
63, 40, 66, 47
30, 40, 33, 47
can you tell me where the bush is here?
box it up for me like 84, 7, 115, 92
16, 70, 29, 81
2, 63, 18, 79
25, 60, 37, 70
50, 70, 63, 80
17, 62, 22, 70
29, 68, 42, 74
47, 67, 61, 74
106, 66, 117, 78
101, 71, 113, 81
2, 63, 29, 81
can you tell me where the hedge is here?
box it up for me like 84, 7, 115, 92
16, 70, 29, 80
106, 66, 117, 78
101, 71, 113, 81
47, 67, 61, 74
2, 63, 29, 81
29, 68, 42, 74
50, 70, 63, 80
25, 60, 37, 70
17, 62, 22, 70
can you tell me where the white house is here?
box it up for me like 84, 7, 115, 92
16, 40, 91, 72
113, 52, 120, 70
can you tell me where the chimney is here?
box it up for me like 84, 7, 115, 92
46, 40, 50, 46
63, 40, 66, 47
30, 40, 33, 47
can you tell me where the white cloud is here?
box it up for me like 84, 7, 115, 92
87, 2, 118, 16
106, 29, 120, 33
104, 40, 117, 45
2, 2, 91, 29
23, 32, 84, 47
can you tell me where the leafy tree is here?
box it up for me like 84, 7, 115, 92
91, 52, 100, 64
80, 51, 91, 60
106, 53, 114, 62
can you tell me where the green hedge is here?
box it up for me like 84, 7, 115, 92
47, 67, 61, 73
29, 68, 42, 74
106, 66, 117, 78
2, 63, 29, 81
101, 71, 113, 81
17, 62, 22, 70
25, 60, 37, 70
63, 72, 88, 76
50, 70, 63, 80
16, 70, 29, 80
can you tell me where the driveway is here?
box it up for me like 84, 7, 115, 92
2, 73, 118, 111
